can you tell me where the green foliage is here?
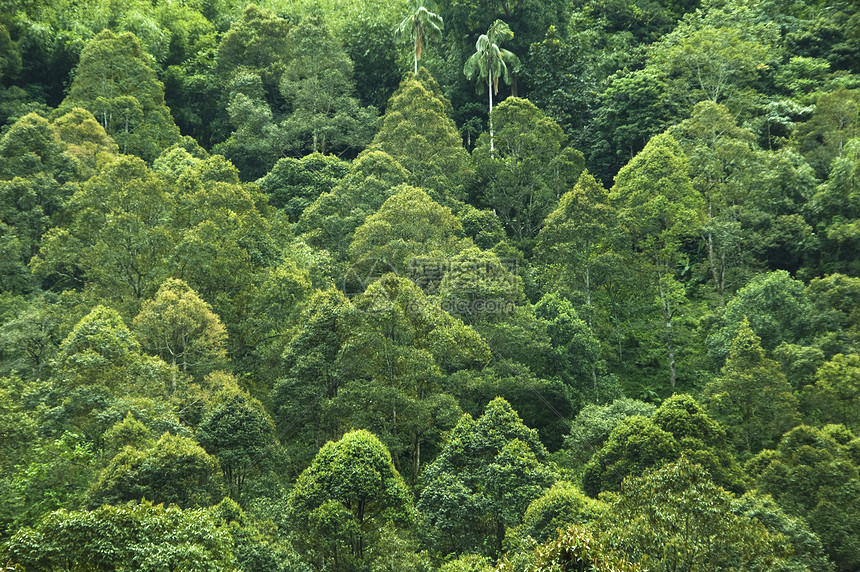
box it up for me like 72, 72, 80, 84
4, 0, 860, 568
505, 481, 603, 550
565, 398, 656, 468
589, 69, 677, 181
348, 185, 469, 274
420, 397, 556, 557
5, 501, 235, 571
88, 432, 225, 508
299, 149, 410, 257
471, 97, 584, 244
801, 353, 860, 432
734, 492, 835, 572
652, 23, 772, 106
599, 456, 788, 572
214, 5, 292, 110
437, 246, 525, 324
0, 112, 79, 180
705, 319, 801, 455
610, 132, 704, 388
497, 524, 642, 572
708, 270, 810, 362
31, 155, 174, 310
103, 413, 154, 456
533, 292, 617, 405
396, 0, 444, 75
60, 30, 180, 161
287, 429, 413, 569
133, 278, 228, 382
279, 16, 378, 157
54, 305, 141, 392
462, 19, 521, 160
754, 424, 860, 571
197, 390, 276, 500
524, 25, 595, 138
583, 394, 743, 496
258, 153, 348, 222
535, 170, 620, 322
448, 362, 573, 452
796, 88, 859, 178
581, 414, 677, 497
369, 70, 469, 201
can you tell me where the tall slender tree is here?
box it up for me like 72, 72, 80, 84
395, 0, 443, 75
464, 20, 521, 152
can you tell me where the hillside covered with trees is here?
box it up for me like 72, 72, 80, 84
1, 0, 860, 569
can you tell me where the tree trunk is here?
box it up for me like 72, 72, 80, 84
584, 262, 593, 327
656, 273, 677, 388
489, 76, 494, 153
705, 200, 724, 302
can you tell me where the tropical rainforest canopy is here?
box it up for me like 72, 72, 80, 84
1, 0, 860, 570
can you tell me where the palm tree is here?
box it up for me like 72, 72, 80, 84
463, 20, 521, 152
395, 0, 444, 75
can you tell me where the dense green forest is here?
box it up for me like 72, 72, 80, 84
1, 0, 859, 569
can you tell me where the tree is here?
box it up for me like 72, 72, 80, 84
470, 97, 584, 243
810, 140, 860, 274
5, 501, 235, 572
59, 30, 180, 161
805, 273, 860, 356
299, 150, 410, 257
0, 24, 21, 85
734, 492, 835, 572
341, 13, 402, 110
533, 292, 616, 406
801, 353, 860, 431
213, 4, 292, 117
599, 457, 788, 572
0, 111, 79, 180
566, 398, 656, 468
88, 432, 225, 509
497, 525, 642, 572
287, 430, 413, 570
31, 156, 175, 312
328, 274, 489, 480
582, 414, 677, 497
51, 107, 120, 178
419, 397, 556, 557
652, 24, 771, 106
583, 394, 743, 496
197, 391, 276, 500
257, 153, 348, 222
348, 185, 469, 276
133, 278, 228, 384
524, 25, 596, 138
588, 68, 676, 182
707, 270, 810, 363
54, 305, 142, 394
705, 319, 801, 455
436, 246, 525, 324
395, 0, 444, 75
669, 101, 760, 300
536, 170, 620, 326
796, 88, 859, 179
464, 20, 521, 152
368, 70, 469, 201
505, 481, 603, 550
278, 16, 377, 157
753, 425, 860, 571
610, 132, 704, 387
